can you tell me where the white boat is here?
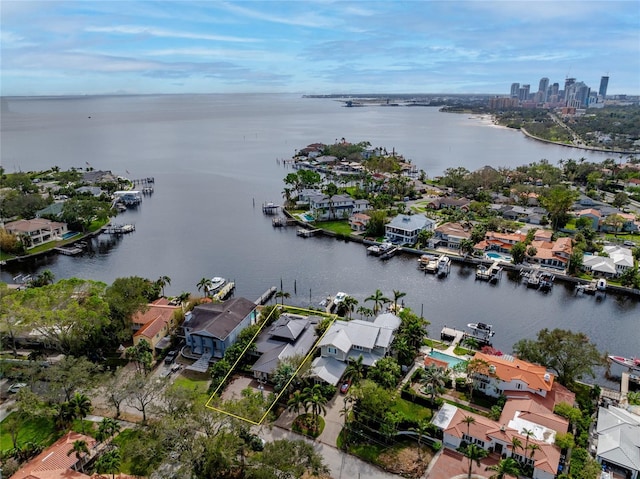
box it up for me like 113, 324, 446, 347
596, 278, 607, 291
467, 322, 496, 340
367, 242, 394, 256
608, 355, 640, 371
207, 277, 227, 293
333, 292, 347, 306
437, 255, 451, 277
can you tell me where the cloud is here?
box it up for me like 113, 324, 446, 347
85, 25, 260, 43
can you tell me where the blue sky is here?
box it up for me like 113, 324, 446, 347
1, 1, 639, 96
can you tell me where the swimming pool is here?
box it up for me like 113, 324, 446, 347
427, 350, 466, 368
486, 252, 511, 262
301, 213, 315, 222
62, 231, 79, 240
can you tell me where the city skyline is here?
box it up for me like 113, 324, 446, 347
1, 1, 639, 97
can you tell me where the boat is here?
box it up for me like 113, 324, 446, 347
367, 242, 394, 256
539, 272, 555, 292
437, 254, 451, 277
419, 254, 439, 273
466, 322, 496, 341
333, 292, 347, 305
596, 278, 607, 291
206, 277, 227, 294
608, 355, 640, 371
379, 245, 399, 260
476, 264, 490, 280
527, 270, 540, 288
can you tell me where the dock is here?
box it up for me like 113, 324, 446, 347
272, 217, 295, 227
132, 177, 155, 185
212, 282, 235, 301
262, 202, 280, 215
55, 246, 83, 256
440, 326, 465, 344
297, 228, 321, 238
103, 224, 135, 235
255, 287, 277, 305
380, 245, 399, 260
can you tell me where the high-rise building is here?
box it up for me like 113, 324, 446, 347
510, 83, 520, 98
599, 76, 609, 98
538, 77, 549, 101
519, 84, 530, 101
551, 83, 559, 97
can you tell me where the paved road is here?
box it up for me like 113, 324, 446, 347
258, 424, 402, 479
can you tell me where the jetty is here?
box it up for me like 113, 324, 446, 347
103, 224, 135, 235
262, 202, 280, 215
132, 177, 155, 185
297, 228, 321, 238
255, 287, 277, 305
212, 282, 235, 301
55, 246, 83, 256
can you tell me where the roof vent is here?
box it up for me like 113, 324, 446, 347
544, 373, 551, 382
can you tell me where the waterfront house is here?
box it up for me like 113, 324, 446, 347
385, 214, 436, 245
35, 202, 65, 219
311, 312, 401, 385
430, 222, 471, 250
308, 193, 368, 221
594, 406, 640, 479
432, 403, 562, 479
3, 218, 68, 247
82, 169, 117, 184
582, 246, 635, 278
251, 313, 320, 382
474, 231, 527, 255
132, 298, 181, 355
348, 212, 371, 232
427, 197, 471, 211
528, 236, 573, 269
576, 208, 601, 230
11, 431, 96, 479
183, 297, 257, 360
470, 352, 555, 399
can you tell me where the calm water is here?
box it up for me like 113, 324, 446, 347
1, 94, 637, 384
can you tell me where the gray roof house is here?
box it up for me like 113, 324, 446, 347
311, 313, 401, 385
183, 297, 257, 362
251, 314, 321, 382
308, 194, 369, 221
385, 214, 436, 245
595, 406, 640, 479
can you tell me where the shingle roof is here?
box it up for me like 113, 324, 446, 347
187, 297, 256, 340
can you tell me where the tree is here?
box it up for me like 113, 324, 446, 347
69, 392, 92, 433
337, 295, 358, 319
510, 437, 523, 457
538, 186, 578, 230
274, 290, 290, 306
97, 417, 121, 443
513, 328, 604, 386
421, 364, 449, 402
554, 432, 575, 450
287, 390, 306, 416
46, 355, 99, 402
247, 439, 330, 479
302, 384, 327, 435
365, 289, 389, 314
511, 242, 527, 264
344, 355, 366, 385
156, 275, 171, 297
197, 277, 212, 297
603, 213, 625, 235
95, 447, 122, 479
458, 443, 488, 479
485, 457, 521, 479
465, 358, 491, 401
391, 289, 407, 313
67, 439, 89, 472
462, 415, 476, 439
368, 356, 401, 389
126, 372, 164, 423
125, 339, 153, 375
612, 191, 629, 208
410, 419, 432, 461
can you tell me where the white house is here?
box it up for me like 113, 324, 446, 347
3, 218, 68, 247
595, 406, 640, 479
310, 313, 401, 385
308, 194, 369, 221
385, 214, 436, 245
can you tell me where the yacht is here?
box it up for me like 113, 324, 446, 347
207, 277, 227, 294
467, 322, 496, 341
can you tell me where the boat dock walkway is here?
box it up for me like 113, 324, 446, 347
54, 246, 83, 256
297, 228, 321, 238
440, 326, 465, 345
255, 287, 277, 305
103, 224, 135, 235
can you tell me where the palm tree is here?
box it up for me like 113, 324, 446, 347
392, 335, 415, 367
521, 428, 534, 455
343, 355, 365, 385
365, 289, 389, 315
485, 457, 521, 479
463, 337, 480, 350
156, 275, 171, 297
302, 384, 327, 435
197, 277, 212, 297
69, 393, 92, 433
95, 447, 121, 479
275, 290, 291, 306
421, 364, 449, 402
510, 437, 523, 458
97, 417, 121, 443
356, 306, 373, 320
177, 291, 191, 311
391, 290, 406, 313
67, 439, 89, 472
462, 415, 476, 442
459, 443, 488, 479
410, 419, 431, 461
527, 443, 541, 461
287, 390, 305, 416
39, 269, 55, 286
338, 295, 358, 319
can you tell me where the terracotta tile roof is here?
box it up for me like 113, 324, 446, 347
132, 303, 179, 334
4, 218, 66, 233
500, 398, 569, 433
473, 352, 554, 392
551, 237, 572, 256
577, 208, 601, 217
11, 432, 95, 479
534, 230, 553, 241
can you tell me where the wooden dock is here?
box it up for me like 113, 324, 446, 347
297, 228, 320, 238
262, 202, 280, 215
255, 286, 277, 305
55, 246, 83, 256
212, 282, 235, 301
103, 224, 135, 235
440, 326, 465, 344
132, 177, 155, 185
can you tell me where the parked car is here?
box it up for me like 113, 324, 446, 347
8, 383, 27, 394
340, 380, 351, 394
164, 351, 177, 364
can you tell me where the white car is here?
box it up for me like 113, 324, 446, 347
8, 383, 27, 393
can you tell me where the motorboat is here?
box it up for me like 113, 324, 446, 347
367, 242, 395, 256
608, 355, 640, 371
207, 277, 227, 293
333, 292, 348, 306
539, 272, 555, 292
437, 255, 451, 277
467, 322, 496, 340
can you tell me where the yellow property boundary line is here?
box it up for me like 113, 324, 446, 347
205, 305, 337, 425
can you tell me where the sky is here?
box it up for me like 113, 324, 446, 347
1, 1, 639, 96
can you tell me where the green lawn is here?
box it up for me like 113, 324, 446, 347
318, 220, 353, 236
111, 428, 145, 473
392, 398, 432, 423
171, 374, 211, 402
0, 414, 58, 452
